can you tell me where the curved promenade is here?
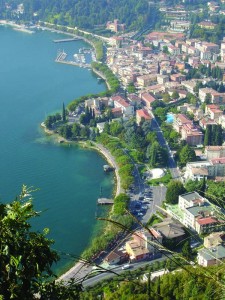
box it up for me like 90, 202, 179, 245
58, 143, 123, 283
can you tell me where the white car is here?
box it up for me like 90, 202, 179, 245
122, 264, 130, 270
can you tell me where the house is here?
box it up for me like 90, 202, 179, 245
197, 245, 225, 266
136, 109, 152, 125
140, 92, 156, 109
205, 104, 223, 121
198, 21, 216, 30
96, 122, 106, 133
181, 80, 197, 93
173, 114, 203, 146
170, 73, 186, 83
178, 192, 205, 211
136, 74, 157, 87
167, 44, 180, 55
205, 146, 225, 160
199, 88, 225, 104
125, 229, 162, 262
183, 202, 215, 232
112, 95, 134, 117
199, 117, 217, 130
127, 94, 142, 106
152, 218, 186, 245
204, 231, 225, 248
106, 19, 125, 32
184, 159, 225, 181
104, 249, 128, 265
195, 216, 221, 234
111, 107, 123, 118
157, 74, 169, 85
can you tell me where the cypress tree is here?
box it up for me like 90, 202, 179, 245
62, 102, 66, 122
204, 125, 212, 146
214, 125, 223, 146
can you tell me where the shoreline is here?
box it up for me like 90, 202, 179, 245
41, 124, 122, 282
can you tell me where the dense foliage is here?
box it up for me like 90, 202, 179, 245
204, 124, 223, 147
82, 264, 223, 300
0, 0, 155, 31
0, 186, 82, 299
166, 180, 186, 204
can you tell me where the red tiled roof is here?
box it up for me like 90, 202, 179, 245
197, 217, 218, 226
141, 92, 156, 103
136, 109, 152, 120
211, 157, 225, 164
112, 107, 122, 113
112, 96, 130, 108
177, 114, 192, 124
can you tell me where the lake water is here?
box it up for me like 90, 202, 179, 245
0, 26, 113, 274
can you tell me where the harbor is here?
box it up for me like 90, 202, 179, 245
55, 50, 92, 68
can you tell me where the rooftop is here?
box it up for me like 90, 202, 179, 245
179, 192, 204, 203
186, 203, 212, 217
197, 216, 218, 226
198, 245, 225, 261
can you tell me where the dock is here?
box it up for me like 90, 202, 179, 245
56, 60, 91, 68
53, 38, 81, 43
55, 51, 67, 62
55, 51, 91, 68
103, 165, 114, 172
97, 198, 114, 205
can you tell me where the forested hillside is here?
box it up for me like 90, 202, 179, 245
0, 0, 156, 31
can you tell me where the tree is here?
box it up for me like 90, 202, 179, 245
204, 125, 212, 146
62, 102, 66, 122
166, 180, 186, 204
147, 142, 168, 168
205, 93, 212, 104
127, 83, 136, 93
181, 241, 192, 260
163, 46, 169, 54
0, 186, 82, 299
162, 93, 171, 103
178, 144, 196, 167
172, 90, 179, 100
71, 122, 81, 138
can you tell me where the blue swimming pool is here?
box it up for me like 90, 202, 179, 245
166, 113, 174, 123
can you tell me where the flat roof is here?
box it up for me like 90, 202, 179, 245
198, 245, 225, 261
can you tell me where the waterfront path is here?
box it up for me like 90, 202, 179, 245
58, 142, 122, 283
94, 142, 123, 197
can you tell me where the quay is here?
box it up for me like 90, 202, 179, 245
56, 60, 91, 68
53, 38, 81, 43
97, 198, 114, 205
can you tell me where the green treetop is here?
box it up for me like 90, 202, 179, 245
0, 186, 82, 299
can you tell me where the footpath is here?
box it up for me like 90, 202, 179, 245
58, 142, 122, 283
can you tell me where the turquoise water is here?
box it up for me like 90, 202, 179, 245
166, 113, 174, 123
0, 26, 113, 274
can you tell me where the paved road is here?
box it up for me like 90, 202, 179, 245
151, 118, 181, 180
82, 255, 167, 288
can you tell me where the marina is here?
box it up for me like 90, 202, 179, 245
55, 50, 91, 68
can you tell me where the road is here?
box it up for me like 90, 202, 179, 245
82, 255, 167, 288
151, 117, 181, 180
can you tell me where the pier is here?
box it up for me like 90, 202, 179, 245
55, 51, 91, 68
97, 198, 114, 205
53, 38, 81, 43
56, 60, 91, 68
55, 51, 67, 62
